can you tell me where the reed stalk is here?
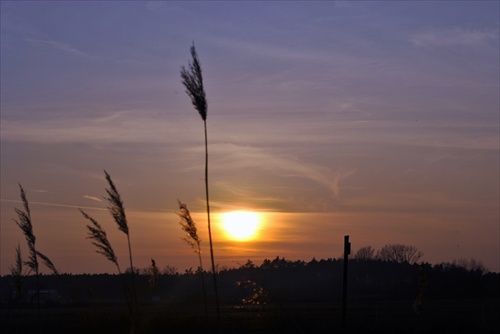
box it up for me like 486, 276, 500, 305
149, 259, 159, 292
36, 250, 59, 276
80, 209, 122, 274
9, 244, 26, 295
80, 208, 138, 324
80, 171, 140, 332
177, 200, 208, 319
13, 184, 41, 328
181, 43, 220, 324
103, 170, 141, 332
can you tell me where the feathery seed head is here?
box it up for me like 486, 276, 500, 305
180, 44, 207, 121
13, 184, 38, 272
80, 209, 119, 269
177, 200, 201, 253
104, 170, 129, 235
36, 251, 59, 276
149, 258, 159, 290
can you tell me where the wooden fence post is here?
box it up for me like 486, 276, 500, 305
342, 235, 351, 329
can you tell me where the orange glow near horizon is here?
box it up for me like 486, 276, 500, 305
220, 211, 261, 242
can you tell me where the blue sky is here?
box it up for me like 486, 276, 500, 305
1, 1, 498, 274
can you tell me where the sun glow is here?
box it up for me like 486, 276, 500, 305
221, 211, 261, 242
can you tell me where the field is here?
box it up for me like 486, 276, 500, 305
2, 259, 499, 333
2, 298, 499, 333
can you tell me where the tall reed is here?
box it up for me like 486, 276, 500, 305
13, 184, 41, 325
80, 171, 140, 332
177, 200, 208, 319
181, 43, 220, 322
103, 170, 139, 311
36, 251, 59, 276
149, 258, 159, 292
80, 209, 121, 274
13, 184, 62, 330
8, 244, 27, 308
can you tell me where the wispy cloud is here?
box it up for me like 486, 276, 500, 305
210, 182, 287, 211
410, 28, 498, 47
207, 34, 372, 71
25, 38, 148, 66
0, 111, 198, 144
207, 143, 355, 197
32, 189, 49, 193
0, 198, 105, 211
212, 37, 330, 62
26, 38, 98, 60
82, 195, 102, 202
146, 1, 165, 11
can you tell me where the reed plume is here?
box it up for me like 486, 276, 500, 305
36, 250, 60, 276
177, 200, 208, 318
80, 209, 121, 274
13, 184, 41, 327
9, 243, 25, 277
149, 259, 159, 291
177, 200, 201, 252
80, 171, 140, 332
181, 43, 220, 323
104, 170, 129, 235
103, 170, 140, 330
9, 244, 27, 299
14, 185, 38, 273
180, 44, 207, 121
80, 208, 136, 328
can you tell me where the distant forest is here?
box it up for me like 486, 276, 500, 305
2, 256, 498, 306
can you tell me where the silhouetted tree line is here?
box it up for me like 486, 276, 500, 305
1, 253, 498, 308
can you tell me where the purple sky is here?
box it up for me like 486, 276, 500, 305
1, 1, 499, 274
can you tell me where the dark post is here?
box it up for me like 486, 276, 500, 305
342, 235, 351, 328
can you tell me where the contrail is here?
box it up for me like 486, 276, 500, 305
0, 199, 106, 211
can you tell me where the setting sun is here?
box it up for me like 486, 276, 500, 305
221, 211, 261, 242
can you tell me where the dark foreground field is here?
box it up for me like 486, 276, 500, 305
1, 259, 499, 333
2, 299, 499, 334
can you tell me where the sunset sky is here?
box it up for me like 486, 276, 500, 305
1, 1, 498, 275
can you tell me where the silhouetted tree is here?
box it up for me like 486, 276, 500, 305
260, 259, 272, 270
413, 263, 428, 314
240, 259, 256, 269
451, 258, 488, 274
377, 244, 423, 264
125, 266, 141, 276
354, 246, 375, 261
162, 265, 178, 275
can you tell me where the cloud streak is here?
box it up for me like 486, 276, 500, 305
1, 198, 105, 211
83, 195, 102, 203
0, 111, 198, 144
207, 143, 355, 198
26, 38, 98, 60
410, 28, 498, 47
